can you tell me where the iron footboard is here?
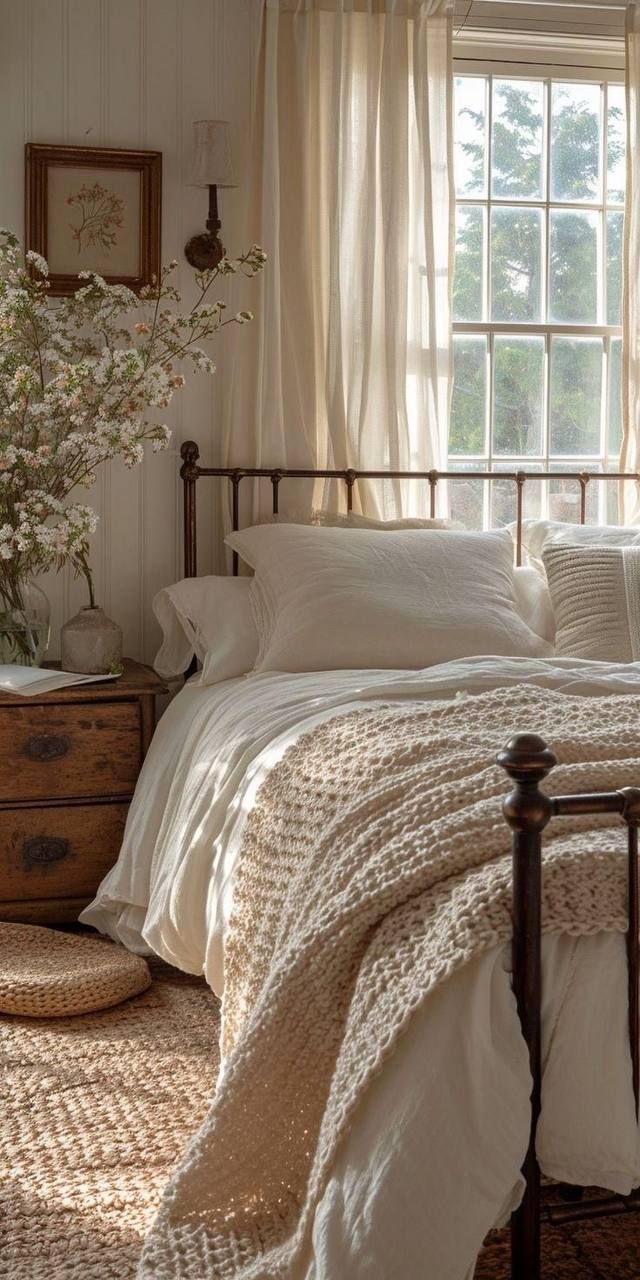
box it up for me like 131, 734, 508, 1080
498, 734, 640, 1280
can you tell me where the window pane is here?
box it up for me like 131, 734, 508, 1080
608, 83, 626, 204
491, 207, 542, 321
608, 337, 622, 457
455, 77, 487, 197
493, 336, 544, 456
490, 468, 542, 527
549, 469, 599, 523
454, 206, 484, 321
550, 337, 602, 455
549, 209, 598, 323
607, 211, 623, 326
550, 82, 602, 202
491, 79, 544, 200
446, 470, 485, 529
606, 474, 619, 525
451, 336, 486, 455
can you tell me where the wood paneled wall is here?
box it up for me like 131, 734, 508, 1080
0, 0, 255, 661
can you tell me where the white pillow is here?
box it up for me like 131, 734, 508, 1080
152, 577, 258, 684
513, 565, 556, 645
225, 524, 551, 673
513, 518, 640, 575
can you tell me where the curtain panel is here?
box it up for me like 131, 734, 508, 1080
222, 0, 454, 519
621, 1, 640, 522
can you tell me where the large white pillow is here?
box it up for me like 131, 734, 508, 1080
225, 524, 551, 673
152, 577, 257, 683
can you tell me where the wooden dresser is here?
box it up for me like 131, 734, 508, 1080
0, 659, 166, 925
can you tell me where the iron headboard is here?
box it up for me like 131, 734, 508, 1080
179, 439, 640, 576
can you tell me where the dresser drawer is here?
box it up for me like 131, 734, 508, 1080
0, 703, 141, 802
0, 802, 129, 902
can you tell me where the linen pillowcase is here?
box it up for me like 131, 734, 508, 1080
152, 576, 258, 683
513, 566, 556, 645
542, 544, 640, 662
225, 523, 551, 673
513, 518, 640, 575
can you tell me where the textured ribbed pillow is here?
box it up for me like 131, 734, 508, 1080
543, 544, 640, 661
226, 523, 551, 673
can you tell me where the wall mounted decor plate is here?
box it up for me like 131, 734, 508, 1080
25, 143, 162, 296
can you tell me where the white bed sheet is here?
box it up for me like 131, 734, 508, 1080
82, 656, 640, 1280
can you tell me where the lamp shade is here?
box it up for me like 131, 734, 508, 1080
189, 120, 237, 188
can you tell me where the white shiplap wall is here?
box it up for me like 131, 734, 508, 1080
0, 0, 255, 661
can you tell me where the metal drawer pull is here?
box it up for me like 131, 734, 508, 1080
22, 837, 70, 867
24, 734, 71, 762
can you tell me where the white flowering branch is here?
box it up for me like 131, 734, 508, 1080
0, 229, 265, 611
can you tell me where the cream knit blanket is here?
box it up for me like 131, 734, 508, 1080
139, 684, 639, 1279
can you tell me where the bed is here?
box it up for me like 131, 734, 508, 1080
82, 450, 640, 1280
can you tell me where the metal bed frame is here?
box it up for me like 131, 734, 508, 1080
498, 735, 640, 1280
179, 440, 640, 1280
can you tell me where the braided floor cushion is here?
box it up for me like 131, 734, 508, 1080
0, 923, 151, 1017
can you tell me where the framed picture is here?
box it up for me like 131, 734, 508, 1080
25, 143, 162, 296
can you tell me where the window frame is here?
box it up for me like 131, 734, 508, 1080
450, 53, 626, 525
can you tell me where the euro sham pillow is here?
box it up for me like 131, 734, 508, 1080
225, 524, 551, 673
513, 566, 556, 645
542, 545, 640, 662
513, 518, 640, 575
307, 509, 456, 530
152, 576, 258, 683
269, 509, 456, 530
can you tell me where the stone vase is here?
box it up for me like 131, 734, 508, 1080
60, 607, 123, 675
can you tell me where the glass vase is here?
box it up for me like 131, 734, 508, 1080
0, 581, 51, 667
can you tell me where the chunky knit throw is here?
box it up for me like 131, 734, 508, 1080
139, 685, 639, 1279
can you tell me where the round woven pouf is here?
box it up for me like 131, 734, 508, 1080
0, 923, 151, 1018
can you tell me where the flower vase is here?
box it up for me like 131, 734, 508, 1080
61, 606, 123, 675
0, 581, 50, 666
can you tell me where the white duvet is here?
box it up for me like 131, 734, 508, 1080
83, 656, 640, 1280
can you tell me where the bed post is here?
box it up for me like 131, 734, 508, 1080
180, 440, 200, 578
621, 787, 640, 1119
497, 733, 557, 1280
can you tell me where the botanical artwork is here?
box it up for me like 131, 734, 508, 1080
47, 166, 141, 278
66, 181, 125, 255
26, 145, 161, 296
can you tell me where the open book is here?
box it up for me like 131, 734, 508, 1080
0, 665, 122, 697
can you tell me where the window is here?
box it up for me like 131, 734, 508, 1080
450, 71, 625, 527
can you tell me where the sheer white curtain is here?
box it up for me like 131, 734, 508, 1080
222, 0, 454, 519
621, 1, 640, 522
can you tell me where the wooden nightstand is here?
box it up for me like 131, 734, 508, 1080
0, 659, 166, 925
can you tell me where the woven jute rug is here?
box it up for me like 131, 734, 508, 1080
0, 959, 220, 1280
1, 955, 639, 1279
476, 1196, 640, 1279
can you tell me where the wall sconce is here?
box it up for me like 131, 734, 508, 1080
184, 120, 237, 271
